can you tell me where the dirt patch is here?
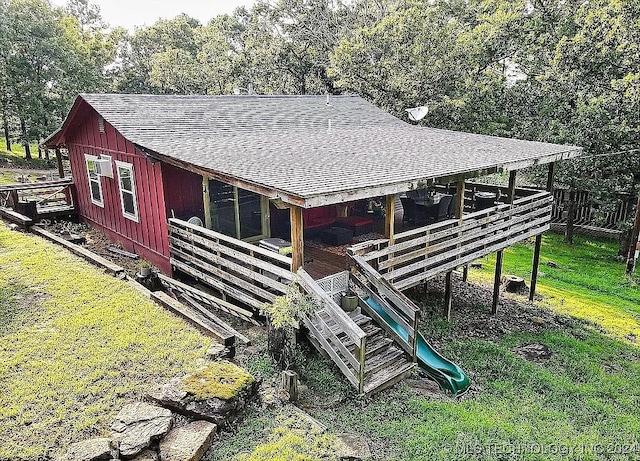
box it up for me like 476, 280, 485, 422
406, 273, 567, 349
513, 343, 553, 363
39, 220, 143, 276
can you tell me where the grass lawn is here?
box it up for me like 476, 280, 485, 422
0, 223, 209, 459
467, 233, 640, 340
1, 139, 53, 169
211, 233, 640, 461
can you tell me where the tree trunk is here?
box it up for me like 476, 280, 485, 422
618, 229, 631, 257
2, 106, 10, 152
38, 145, 42, 159
625, 194, 640, 275
44, 148, 50, 161
564, 188, 575, 244
20, 119, 31, 159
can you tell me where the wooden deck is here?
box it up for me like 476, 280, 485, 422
303, 245, 349, 280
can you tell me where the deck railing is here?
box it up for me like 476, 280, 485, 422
297, 268, 368, 393
0, 179, 74, 220
168, 218, 294, 311
350, 190, 553, 291
348, 255, 420, 360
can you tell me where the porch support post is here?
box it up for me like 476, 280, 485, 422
385, 194, 395, 243
455, 180, 465, 218
202, 177, 212, 229
55, 148, 64, 179
530, 162, 555, 300
444, 271, 453, 321
290, 206, 304, 272
492, 250, 504, 314
456, 180, 468, 281
507, 170, 517, 204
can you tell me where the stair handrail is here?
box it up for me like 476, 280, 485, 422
348, 253, 420, 362
297, 268, 367, 393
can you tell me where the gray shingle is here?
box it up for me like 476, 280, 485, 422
78, 93, 581, 207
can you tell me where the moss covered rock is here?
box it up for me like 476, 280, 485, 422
147, 362, 257, 428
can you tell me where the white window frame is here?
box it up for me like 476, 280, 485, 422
84, 154, 104, 207
115, 160, 139, 222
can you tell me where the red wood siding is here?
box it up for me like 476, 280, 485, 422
66, 103, 171, 273
162, 163, 204, 222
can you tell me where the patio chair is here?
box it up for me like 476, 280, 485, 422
447, 193, 457, 218
438, 195, 454, 221
400, 197, 417, 224
416, 202, 439, 225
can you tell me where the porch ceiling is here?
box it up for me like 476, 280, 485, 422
52, 94, 582, 208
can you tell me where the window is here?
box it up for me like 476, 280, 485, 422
85, 154, 104, 207
115, 161, 139, 222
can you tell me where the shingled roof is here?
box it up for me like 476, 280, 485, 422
46, 93, 581, 207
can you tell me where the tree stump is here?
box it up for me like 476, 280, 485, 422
281, 370, 299, 402
503, 275, 526, 293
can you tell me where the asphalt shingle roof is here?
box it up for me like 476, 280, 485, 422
72, 94, 581, 207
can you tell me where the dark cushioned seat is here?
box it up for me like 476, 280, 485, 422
335, 215, 374, 236
320, 226, 353, 245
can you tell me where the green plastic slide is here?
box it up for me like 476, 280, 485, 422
364, 296, 470, 395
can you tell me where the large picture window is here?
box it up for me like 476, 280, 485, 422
115, 161, 139, 222
84, 154, 103, 207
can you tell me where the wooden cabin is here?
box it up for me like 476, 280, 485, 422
44, 94, 582, 394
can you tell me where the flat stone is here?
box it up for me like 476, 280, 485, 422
61, 438, 118, 461
111, 402, 173, 458
159, 421, 217, 461
129, 449, 159, 461
334, 433, 372, 460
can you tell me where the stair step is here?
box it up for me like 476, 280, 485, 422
314, 310, 372, 338
342, 334, 393, 358
365, 347, 405, 375
363, 361, 416, 395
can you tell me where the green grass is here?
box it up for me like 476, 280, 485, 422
211, 232, 640, 460
0, 223, 209, 459
467, 233, 640, 340
306, 327, 640, 460
0, 138, 54, 169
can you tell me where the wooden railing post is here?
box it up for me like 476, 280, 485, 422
412, 311, 420, 363
357, 337, 366, 394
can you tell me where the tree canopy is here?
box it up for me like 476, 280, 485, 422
1, 0, 638, 223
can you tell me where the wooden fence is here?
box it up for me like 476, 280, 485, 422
551, 188, 634, 231
168, 218, 294, 312
350, 190, 553, 290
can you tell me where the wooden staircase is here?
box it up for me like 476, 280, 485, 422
298, 269, 415, 395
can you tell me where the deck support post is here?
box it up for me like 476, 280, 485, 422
492, 250, 503, 314
462, 265, 468, 282
202, 177, 212, 229
444, 271, 453, 321
385, 194, 395, 243
530, 162, 554, 300
290, 205, 304, 272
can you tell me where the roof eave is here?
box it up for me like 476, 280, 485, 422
301, 147, 583, 208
